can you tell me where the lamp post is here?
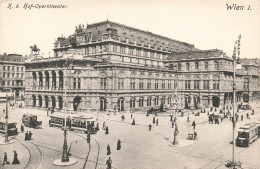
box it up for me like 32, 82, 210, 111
5, 92, 9, 143
62, 59, 69, 162
227, 35, 242, 169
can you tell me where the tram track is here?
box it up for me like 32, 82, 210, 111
15, 138, 43, 169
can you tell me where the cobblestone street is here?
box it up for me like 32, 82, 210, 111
0, 103, 260, 169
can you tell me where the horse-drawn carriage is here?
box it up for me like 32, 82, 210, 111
22, 114, 42, 129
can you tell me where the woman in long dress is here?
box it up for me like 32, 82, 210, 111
12, 151, 20, 165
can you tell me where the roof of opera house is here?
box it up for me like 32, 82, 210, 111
57, 20, 198, 53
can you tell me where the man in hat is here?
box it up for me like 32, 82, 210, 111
156, 118, 158, 126
132, 118, 135, 125
28, 131, 32, 140
192, 121, 196, 130
2, 152, 10, 165
21, 125, 24, 133
105, 126, 109, 134
25, 131, 29, 141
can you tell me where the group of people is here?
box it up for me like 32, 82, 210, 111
24, 131, 33, 141
2, 151, 20, 165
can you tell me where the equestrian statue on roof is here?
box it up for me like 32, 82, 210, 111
30, 44, 40, 54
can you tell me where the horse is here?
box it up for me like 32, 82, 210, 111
30, 45, 40, 54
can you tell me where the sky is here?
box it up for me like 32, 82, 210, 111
0, 0, 260, 58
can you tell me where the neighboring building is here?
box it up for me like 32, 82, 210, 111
24, 20, 197, 111
0, 53, 26, 99
165, 49, 260, 109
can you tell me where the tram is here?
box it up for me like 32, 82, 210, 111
22, 114, 42, 128
49, 114, 97, 134
236, 123, 259, 147
0, 120, 18, 136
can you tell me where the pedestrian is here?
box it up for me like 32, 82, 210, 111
187, 116, 190, 122
47, 108, 49, 117
156, 118, 158, 125
107, 144, 111, 155
153, 116, 155, 124
241, 114, 243, 121
193, 131, 197, 140
252, 109, 255, 115
117, 139, 121, 150
172, 121, 174, 128
12, 151, 20, 165
236, 115, 239, 122
149, 124, 152, 131
106, 157, 112, 169
105, 126, 109, 134
131, 113, 133, 119
146, 111, 149, 117
25, 131, 29, 141
247, 113, 250, 119
103, 122, 106, 130
21, 125, 24, 133
170, 115, 173, 122
28, 131, 32, 140
132, 118, 135, 125
96, 123, 99, 131
2, 152, 10, 165
192, 121, 196, 130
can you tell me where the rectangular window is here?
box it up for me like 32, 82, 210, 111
78, 78, 81, 89
147, 79, 151, 89
136, 49, 140, 56
213, 80, 219, 90
92, 47, 96, 54
139, 79, 144, 90
100, 78, 107, 89
162, 80, 165, 89
203, 80, 209, 90
150, 52, 154, 59
73, 78, 77, 89
185, 80, 191, 89
8, 66, 10, 71
168, 80, 171, 89
3, 72, 6, 78
113, 45, 117, 52
120, 46, 125, 54
118, 78, 124, 89
3, 66, 6, 71
155, 80, 159, 89
17, 67, 19, 71
144, 50, 147, 57
130, 79, 135, 90
194, 80, 200, 89
129, 48, 133, 55
12, 66, 15, 71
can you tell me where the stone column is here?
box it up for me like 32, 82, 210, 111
42, 74, 46, 90
35, 98, 40, 107
219, 93, 225, 107
190, 95, 195, 109
49, 71, 53, 90
42, 98, 46, 108
55, 96, 60, 110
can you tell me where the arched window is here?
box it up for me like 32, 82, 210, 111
147, 97, 152, 106
130, 98, 135, 108
205, 62, 208, 69
195, 62, 199, 69
139, 97, 144, 107
178, 63, 182, 71
214, 61, 219, 70
186, 63, 190, 71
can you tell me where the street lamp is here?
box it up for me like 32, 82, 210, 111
5, 92, 9, 143
226, 35, 242, 169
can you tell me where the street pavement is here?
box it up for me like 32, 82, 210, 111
0, 102, 260, 169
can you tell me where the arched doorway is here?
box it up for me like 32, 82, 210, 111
38, 72, 43, 89
58, 70, 64, 90
100, 97, 107, 111
52, 71, 56, 89
117, 98, 124, 111
32, 95, 36, 107
45, 71, 49, 89
44, 95, 49, 108
38, 95, 42, 107
32, 72, 37, 88
58, 96, 63, 109
185, 96, 191, 109
243, 94, 249, 103
194, 96, 200, 109
212, 96, 220, 107
51, 96, 56, 109
73, 96, 81, 111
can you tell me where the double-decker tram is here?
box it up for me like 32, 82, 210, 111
0, 120, 18, 136
236, 123, 259, 147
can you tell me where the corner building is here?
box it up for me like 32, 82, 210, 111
25, 20, 197, 112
